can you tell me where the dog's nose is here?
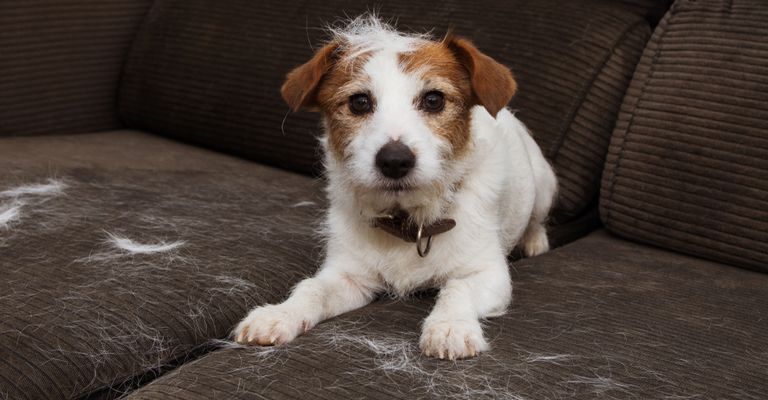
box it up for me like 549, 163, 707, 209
375, 141, 416, 179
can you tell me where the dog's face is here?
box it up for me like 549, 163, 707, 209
281, 26, 516, 217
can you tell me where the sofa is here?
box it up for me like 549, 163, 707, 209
1, 0, 766, 398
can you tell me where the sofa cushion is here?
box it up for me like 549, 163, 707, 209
124, 230, 768, 399
0, 131, 324, 398
118, 0, 660, 223
600, 0, 768, 272
0, 0, 152, 136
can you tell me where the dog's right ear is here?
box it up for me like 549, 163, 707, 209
281, 42, 339, 112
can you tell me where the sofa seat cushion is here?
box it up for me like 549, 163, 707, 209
0, 131, 324, 398
600, 0, 768, 272
123, 230, 768, 399
118, 0, 663, 223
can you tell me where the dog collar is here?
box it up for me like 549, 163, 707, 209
372, 209, 456, 257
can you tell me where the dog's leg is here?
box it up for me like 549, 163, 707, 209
234, 260, 380, 346
420, 254, 511, 359
520, 131, 557, 258
521, 218, 549, 257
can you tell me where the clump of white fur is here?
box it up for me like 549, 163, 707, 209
105, 232, 185, 254
0, 201, 23, 228
0, 179, 66, 198
327, 14, 431, 58
0, 179, 66, 230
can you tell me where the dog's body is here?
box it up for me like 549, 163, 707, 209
234, 16, 557, 359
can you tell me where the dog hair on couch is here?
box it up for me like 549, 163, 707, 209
0, 179, 66, 230
234, 14, 557, 359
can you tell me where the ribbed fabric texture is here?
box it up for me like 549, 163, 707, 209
601, 0, 768, 272
546, 20, 650, 222
0, 133, 324, 399
125, 231, 768, 400
0, 0, 152, 136
119, 0, 659, 222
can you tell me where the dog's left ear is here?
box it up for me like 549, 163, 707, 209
281, 42, 339, 112
445, 35, 517, 117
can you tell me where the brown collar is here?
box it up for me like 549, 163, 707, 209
372, 209, 456, 256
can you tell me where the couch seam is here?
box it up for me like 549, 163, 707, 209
549, 18, 648, 161
114, 0, 160, 129
604, 6, 677, 227
551, 18, 650, 220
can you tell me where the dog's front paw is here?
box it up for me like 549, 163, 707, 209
233, 305, 309, 346
419, 319, 489, 360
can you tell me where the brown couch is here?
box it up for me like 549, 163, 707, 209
1, 0, 766, 399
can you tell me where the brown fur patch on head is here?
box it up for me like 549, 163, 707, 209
314, 51, 373, 160
280, 41, 367, 160
399, 42, 474, 157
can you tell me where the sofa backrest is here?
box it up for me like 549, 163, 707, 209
600, 0, 768, 272
118, 0, 668, 224
0, 0, 152, 136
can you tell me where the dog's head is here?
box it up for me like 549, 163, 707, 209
281, 17, 516, 219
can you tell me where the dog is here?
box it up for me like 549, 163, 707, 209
234, 16, 557, 359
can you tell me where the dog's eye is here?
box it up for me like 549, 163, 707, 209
349, 93, 372, 115
421, 91, 445, 113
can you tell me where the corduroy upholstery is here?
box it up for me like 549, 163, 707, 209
0, 0, 152, 137
124, 231, 768, 400
0, 131, 324, 399
600, 0, 768, 272
118, 0, 660, 222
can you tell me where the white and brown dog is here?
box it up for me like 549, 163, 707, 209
234, 16, 557, 359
